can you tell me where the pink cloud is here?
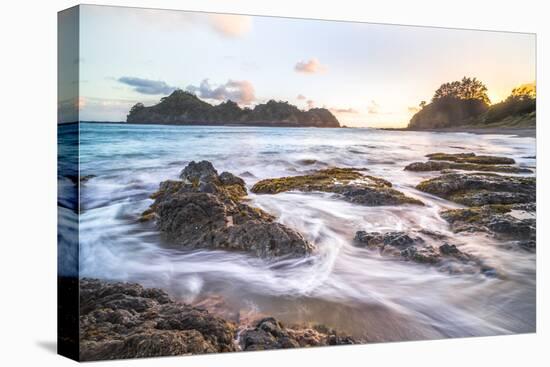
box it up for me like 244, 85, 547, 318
209, 14, 252, 38
187, 79, 256, 105
294, 58, 327, 74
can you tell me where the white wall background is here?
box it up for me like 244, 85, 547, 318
0, 0, 547, 366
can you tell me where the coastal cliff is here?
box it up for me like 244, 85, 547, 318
126, 90, 340, 128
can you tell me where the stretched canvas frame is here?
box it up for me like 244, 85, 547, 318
58, 4, 536, 362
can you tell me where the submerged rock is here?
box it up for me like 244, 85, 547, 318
353, 230, 494, 274
251, 168, 423, 206
416, 173, 535, 206
79, 278, 237, 361
240, 317, 358, 351
142, 161, 314, 258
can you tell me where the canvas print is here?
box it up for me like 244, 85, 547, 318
58, 5, 536, 362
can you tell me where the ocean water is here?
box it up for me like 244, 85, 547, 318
78, 122, 536, 342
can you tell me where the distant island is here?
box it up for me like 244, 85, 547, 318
126, 90, 340, 128
407, 77, 536, 130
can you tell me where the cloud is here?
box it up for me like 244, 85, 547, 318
306, 100, 316, 109
209, 14, 252, 37
296, 94, 307, 100
330, 107, 359, 114
368, 100, 380, 114
118, 77, 176, 95
187, 79, 256, 105
294, 58, 327, 74
408, 106, 421, 113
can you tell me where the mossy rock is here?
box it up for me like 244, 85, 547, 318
416, 173, 535, 206
440, 204, 535, 247
139, 207, 156, 222
405, 161, 531, 174
142, 161, 315, 258
252, 168, 423, 206
426, 152, 515, 165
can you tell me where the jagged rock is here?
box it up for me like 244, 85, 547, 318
353, 230, 494, 274
416, 173, 535, 206
440, 204, 535, 250
252, 168, 423, 206
240, 317, 358, 351
79, 279, 361, 360
79, 278, 237, 361
142, 161, 314, 258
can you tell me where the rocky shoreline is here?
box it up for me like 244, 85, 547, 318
80, 151, 535, 359
79, 278, 360, 361
139, 156, 535, 267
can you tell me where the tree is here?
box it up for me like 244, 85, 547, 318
128, 102, 145, 115
508, 82, 536, 101
432, 77, 490, 105
419, 101, 427, 109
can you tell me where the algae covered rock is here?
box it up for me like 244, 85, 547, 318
440, 204, 536, 250
405, 161, 531, 174
415, 169, 536, 249
240, 317, 358, 351
142, 160, 314, 258
426, 152, 515, 165
416, 172, 535, 206
405, 151, 531, 173
252, 168, 423, 206
79, 279, 361, 360
79, 278, 237, 361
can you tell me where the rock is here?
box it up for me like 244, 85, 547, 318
416, 173, 535, 206
405, 161, 531, 174
143, 161, 314, 258
79, 278, 237, 361
240, 317, 359, 351
353, 230, 493, 274
354, 231, 420, 249
252, 168, 423, 206
426, 152, 515, 165
440, 204, 535, 249
405, 161, 453, 172
79, 279, 360, 360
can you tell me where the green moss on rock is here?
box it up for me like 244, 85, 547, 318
426, 152, 515, 165
416, 173, 535, 206
405, 160, 531, 173
252, 168, 423, 206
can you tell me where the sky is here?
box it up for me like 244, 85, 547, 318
73, 5, 536, 127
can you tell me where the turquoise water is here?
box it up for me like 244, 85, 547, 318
78, 123, 536, 341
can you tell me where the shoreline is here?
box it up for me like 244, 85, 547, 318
380, 127, 536, 138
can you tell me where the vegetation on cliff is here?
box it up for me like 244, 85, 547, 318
408, 78, 535, 129
127, 90, 340, 127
